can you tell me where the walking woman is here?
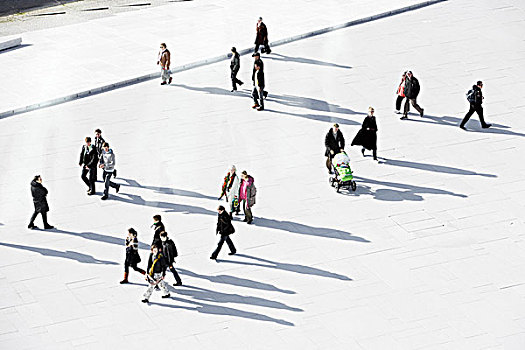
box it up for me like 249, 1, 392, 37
395, 72, 409, 114
28, 175, 54, 230
351, 106, 378, 160
120, 228, 146, 284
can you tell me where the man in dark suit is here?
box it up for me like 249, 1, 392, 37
79, 137, 98, 195
252, 63, 265, 111
325, 123, 345, 174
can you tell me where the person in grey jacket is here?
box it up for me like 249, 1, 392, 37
98, 142, 120, 200
230, 47, 243, 92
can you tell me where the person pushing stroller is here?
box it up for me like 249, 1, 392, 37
324, 123, 345, 174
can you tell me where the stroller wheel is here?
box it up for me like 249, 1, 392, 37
351, 181, 357, 191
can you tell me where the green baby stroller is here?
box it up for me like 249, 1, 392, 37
329, 152, 357, 192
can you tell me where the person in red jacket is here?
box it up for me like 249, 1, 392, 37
395, 72, 409, 114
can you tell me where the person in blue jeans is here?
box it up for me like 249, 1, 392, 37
98, 142, 120, 200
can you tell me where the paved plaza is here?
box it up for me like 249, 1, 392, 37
1, 0, 525, 349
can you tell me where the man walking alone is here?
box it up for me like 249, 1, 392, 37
230, 47, 243, 92
460, 81, 491, 130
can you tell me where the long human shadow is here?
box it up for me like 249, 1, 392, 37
377, 158, 497, 178
0, 242, 118, 265
265, 108, 360, 126
265, 53, 352, 69
116, 193, 366, 242
171, 285, 302, 312
149, 298, 294, 326
403, 114, 525, 137
350, 176, 467, 201
46, 229, 150, 250
172, 83, 363, 115
177, 268, 295, 294
218, 254, 351, 281
119, 178, 216, 200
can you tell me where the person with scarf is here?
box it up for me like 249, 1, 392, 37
157, 43, 172, 85
219, 165, 241, 218
142, 245, 170, 303
120, 228, 146, 284
351, 106, 378, 161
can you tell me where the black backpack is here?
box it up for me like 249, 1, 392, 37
466, 89, 476, 103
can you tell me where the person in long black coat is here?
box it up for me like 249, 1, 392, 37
210, 205, 236, 260
28, 175, 54, 229
79, 137, 98, 195
352, 106, 378, 160
230, 47, 243, 92
324, 123, 345, 174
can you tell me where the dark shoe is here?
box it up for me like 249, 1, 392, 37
243, 218, 248, 222
252, 104, 260, 109
460, 125, 467, 130
235, 210, 240, 215
400, 116, 408, 120
247, 219, 253, 225
101, 195, 108, 200
120, 280, 128, 284
228, 251, 236, 256
239, 81, 244, 86
44, 225, 54, 230
168, 77, 172, 85
161, 294, 171, 299
113, 169, 117, 178
229, 212, 233, 220
161, 81, 167, 85
263, 91, 268, 99
482, 124, 492, 129
373, 157, 378, 161
256, 107, 264, 111
173, 282, 182, 286
361, 148, 365, 157
420, 109, 424, 117
116, 184, 120, 193
155, 285, 160, 290
231, 89, 236, 92
87, 191, 94, 196
141, 299, 149, 303
210, 256, 217, 260
28, 223, 35, 229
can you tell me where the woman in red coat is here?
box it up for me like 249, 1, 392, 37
395, 72, 409, 114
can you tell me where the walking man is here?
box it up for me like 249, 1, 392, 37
230, 47, 244, 92
98, 142, 120, 200
142, 245, 170, 303
79, 137, 98, 195
401, 71, 424, 119
210, 205, 236, 260
254, 17, 271, 54
252, 52, 268, 99
252, 63, 265, 111
324, 123, 345, 174
157, 43, 172, 85
28, 175, 54, 230
159, 231, 182, 286
94, 129, 105, 157
460, 81, 491, 130
151, 214, 165, 248
239, 171, 256, 224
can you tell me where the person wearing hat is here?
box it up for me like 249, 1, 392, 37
230, 47, 244, 92
254, 17, 271, 54
460, 80, 491, 130
28, 175, 54, 230
401, 71, 424, 119
324, 124, 345, 174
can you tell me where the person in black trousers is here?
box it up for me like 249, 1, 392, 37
352, 106, 378, 160
151, 214, 165, 248
210, 205, 236, 260
120, 228, 146, 284
28, 175, 54, 230
252, 52, 268, 99
401, 71, 424, 119
324, 123, 345, 174
254, 17, 271, 54
460, 81, 491, 130
230, 47, 243, 92
159, 231, 182, 286
252, 63, 265, 111
79, 137, 98, 195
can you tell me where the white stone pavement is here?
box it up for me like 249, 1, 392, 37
1, 0, 525, 349
0, 0, 428, 114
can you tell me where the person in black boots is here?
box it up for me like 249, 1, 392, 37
352, 107, 378, 160
120, 228, 146, 284
142, 245, 170, 303
159, 231, 182, 286
28, 175, 54, 230
79, 137, 98, 195
401, 71, 424, 119
460, 81, 491, 130
324, 123, 345, 174
151, 214, 165, 248
210, 205, 236, 260
230, 47, 243, 92
252, 63, 265, 111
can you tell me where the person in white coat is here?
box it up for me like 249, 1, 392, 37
221, 165, 241, 218
99, 142, 120, 200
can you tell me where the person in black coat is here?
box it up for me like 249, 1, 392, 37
252, 63, 265, 111
159, 231, 182, 286
254, 17, 271, 54
460, 81, 491, 130
252, 53, 268, 99
352, 107, 378, 160
210, 205, 237, 260
79, 137, 98, 195
28, 175, 54, 230
230, 47, 244, 92
151, 214, 165, 248
324, 123, 345, 174
142, 245, 170, 303
120, 228, 146, 284
401, 71, 424, 119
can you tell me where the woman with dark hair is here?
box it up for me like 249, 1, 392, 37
120, 228, 146, 284
352, 106, 378, 161
28, 175, 54, 230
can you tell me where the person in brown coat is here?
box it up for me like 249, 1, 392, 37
254, 17, 271, 54
157, 43, 172, 85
